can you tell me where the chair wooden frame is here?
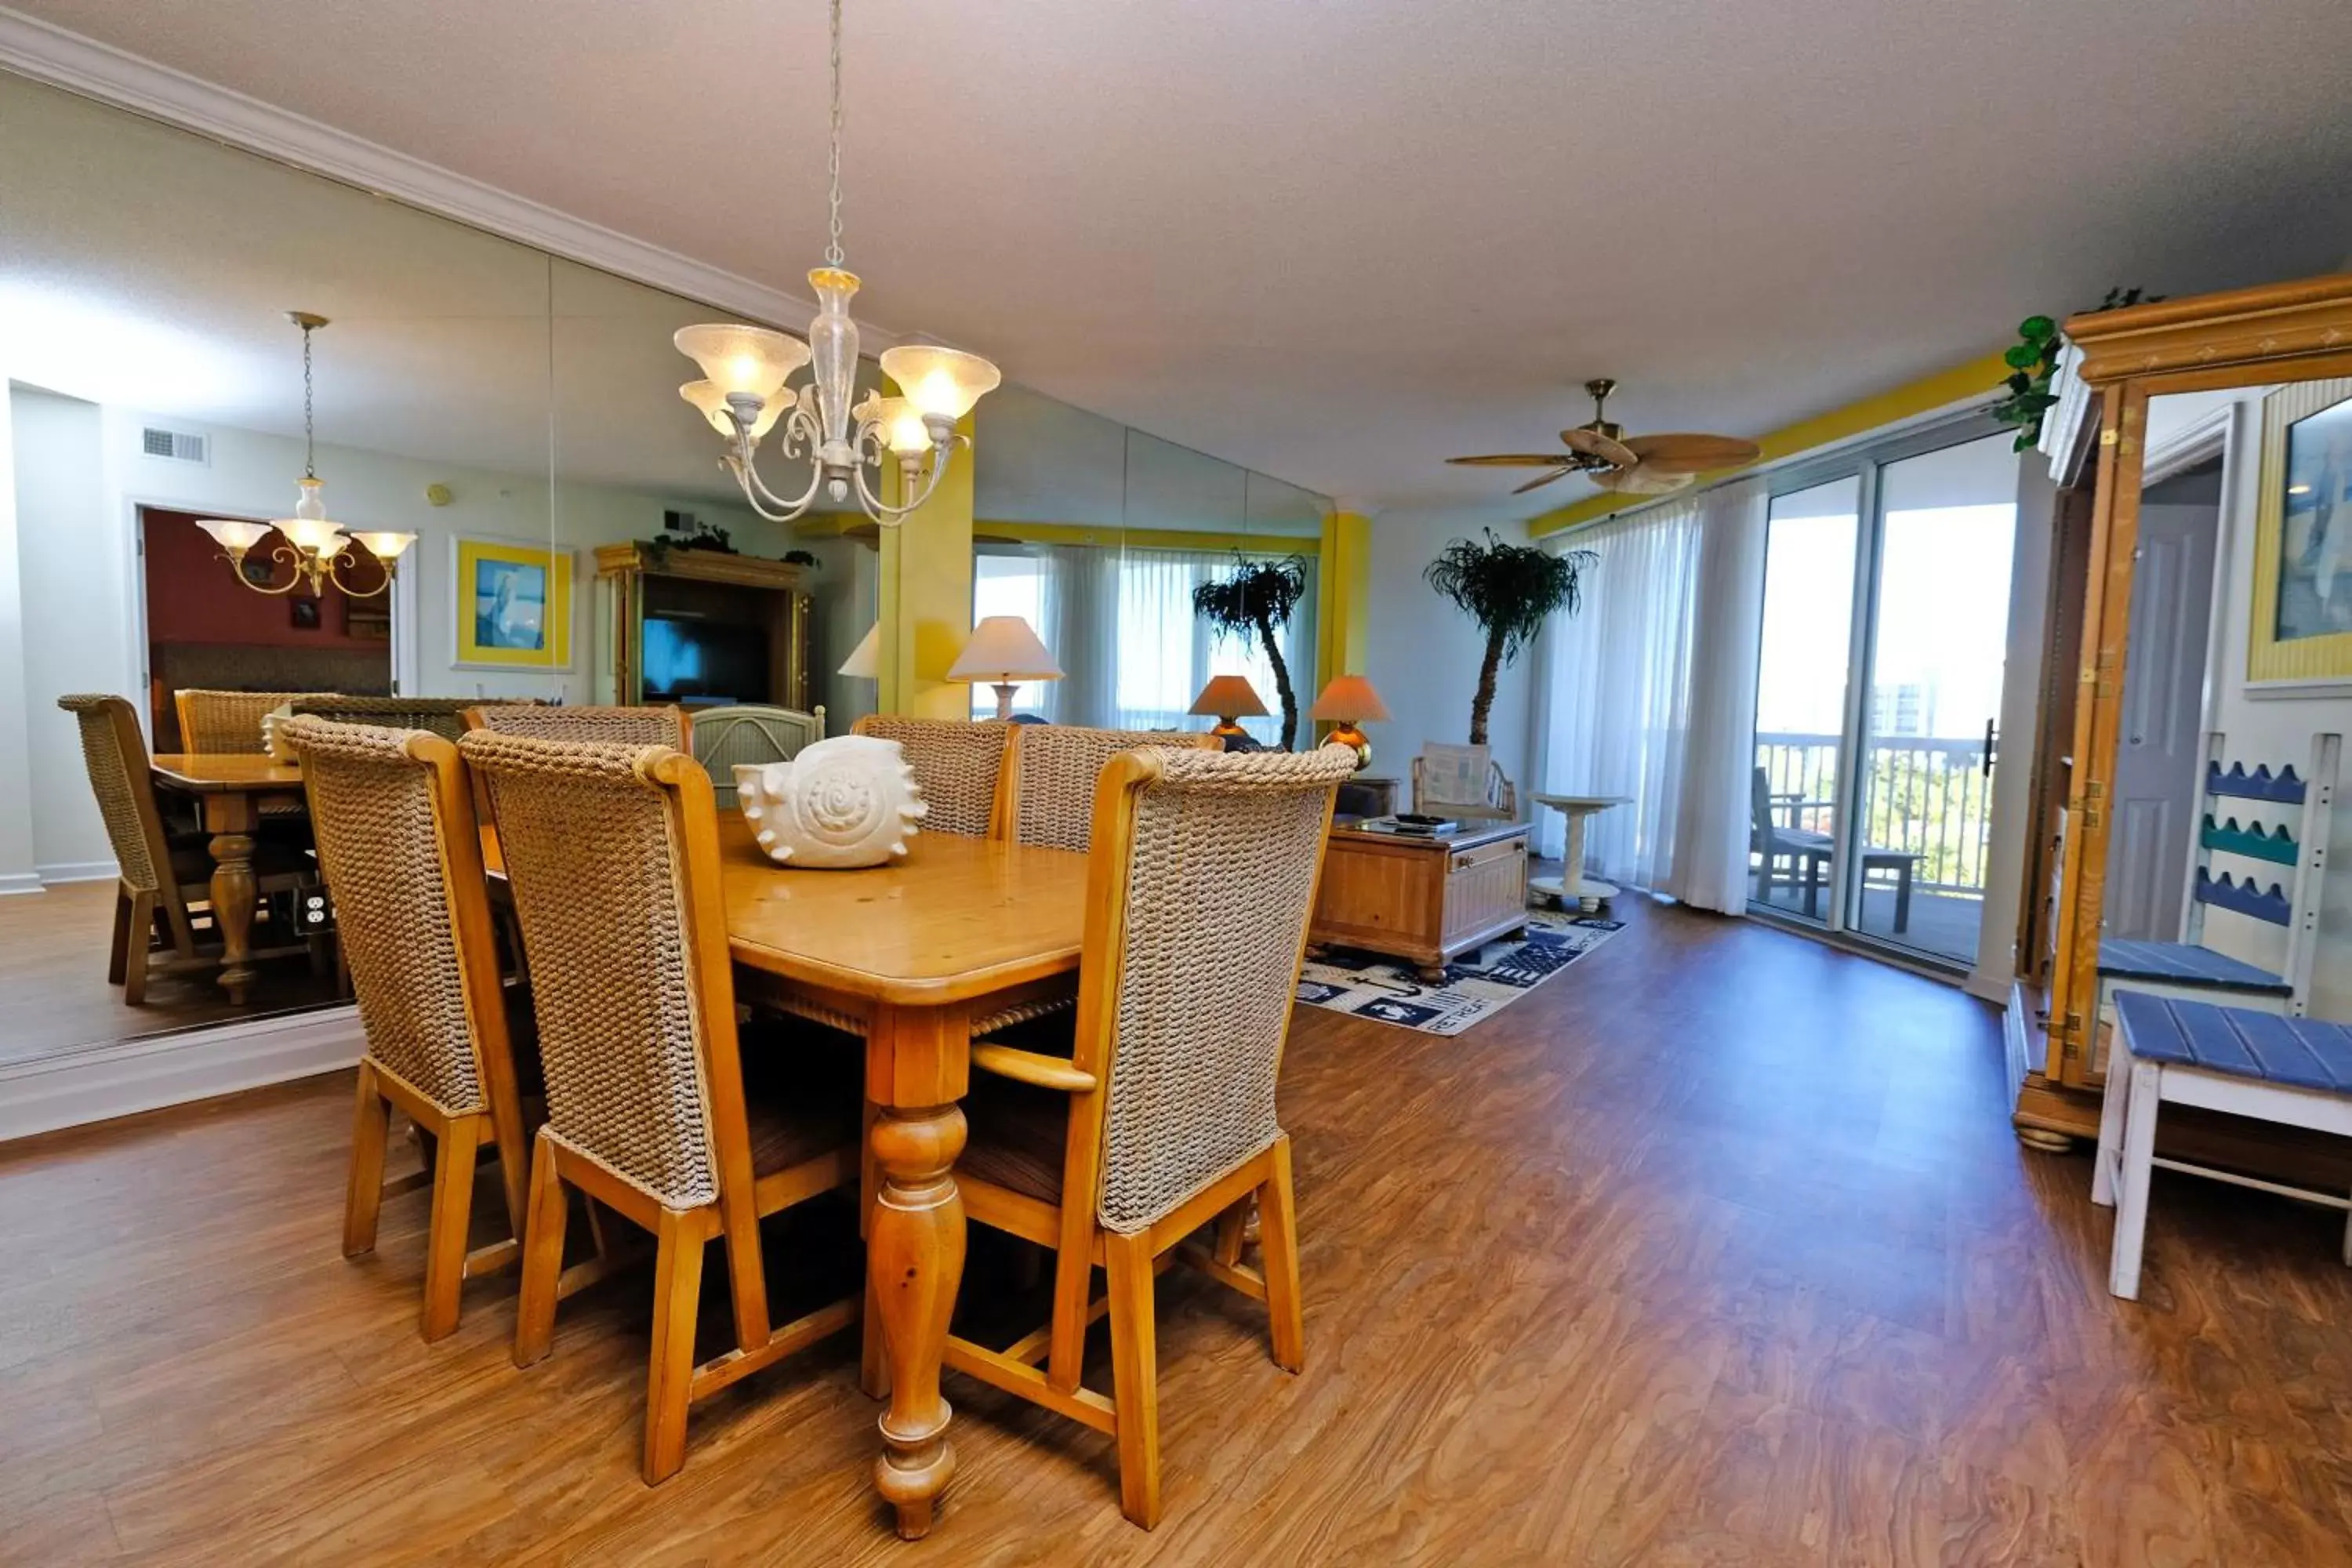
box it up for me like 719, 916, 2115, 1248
488, 744, 858, 1484
296, 724, 535, 1342
938, 747, 1338, 1527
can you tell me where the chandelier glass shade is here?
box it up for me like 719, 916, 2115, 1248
672, 0, 999, 527
193, 312, 413, 598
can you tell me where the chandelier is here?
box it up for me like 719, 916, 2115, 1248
194, 312, 415, 597
672, 0, 1000, 526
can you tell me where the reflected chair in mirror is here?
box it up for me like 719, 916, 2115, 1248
280, 715, 535, 1341
947, 743, 1357, 1527
994, 724, 1221, 852
1410, 741, 1516, 822
174, 688, 319, 753
286, 695, 491, 743
692, 704, 827, 808
58, 693, 319, 1006
460, 730, 860, 1485
463, 702, 691, 750
850, 714, 1011, 837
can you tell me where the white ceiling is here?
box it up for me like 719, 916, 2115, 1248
9, 0, 2352, 522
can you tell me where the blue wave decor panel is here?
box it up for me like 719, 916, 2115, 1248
2200, 815, 2299, 866
2194, 868, 2293, 926
2205, 760, 2307, 805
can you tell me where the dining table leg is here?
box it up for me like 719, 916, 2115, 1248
204, 793, 262, 1005
864, 1002, 971, 1541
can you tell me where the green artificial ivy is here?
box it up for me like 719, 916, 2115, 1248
1991, 288, 2162, 452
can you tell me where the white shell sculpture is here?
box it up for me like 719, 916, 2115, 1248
734, 734, 928, 869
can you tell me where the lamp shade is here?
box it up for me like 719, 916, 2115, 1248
1310, 674, 1390, 721
838, 622, 880, 679
673, 323, 811, 402
1187, 674, 1269, 718
681, 379, 790, 441
347, 530, 417, 563
878, 344, 1002, 421
947, 615, 1062, 682
194, 517, 274, 554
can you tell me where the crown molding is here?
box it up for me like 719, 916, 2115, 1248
0, 7, 913, 348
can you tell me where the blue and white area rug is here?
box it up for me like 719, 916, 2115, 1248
1296, 909, 1623, 1036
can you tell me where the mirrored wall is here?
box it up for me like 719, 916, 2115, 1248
971, 383, 1330, 748
0, 69, 875, 1067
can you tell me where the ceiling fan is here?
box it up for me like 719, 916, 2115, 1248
1447, 379, 1762, 498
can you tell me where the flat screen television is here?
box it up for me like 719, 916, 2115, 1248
642, 615, 770, 703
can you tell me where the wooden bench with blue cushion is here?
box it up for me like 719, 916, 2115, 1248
2092, 989, 2352, 1301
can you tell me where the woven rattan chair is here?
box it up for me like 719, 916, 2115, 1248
463, 703, 691, 750
944, 742, 1357, 1527
174, 688, 318, 753
57, 694, 316, 1005
459, 729, 859, 1484
692, 704, 826, 808
849, 715, 1011, 837
287, 695, 496, 743
994, 724, 1221, 851
281, 715, 535, 1341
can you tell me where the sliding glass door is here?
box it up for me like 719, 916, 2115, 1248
1750, 425, 2017, 967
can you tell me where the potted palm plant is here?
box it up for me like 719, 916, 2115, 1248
1192, 554, 1309, 749
1425, 530, 1596, 746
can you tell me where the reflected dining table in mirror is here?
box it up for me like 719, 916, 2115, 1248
485, 812, 1091, 1539
149, 752, 308, 1005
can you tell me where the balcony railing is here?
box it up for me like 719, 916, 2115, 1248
1755, 731, 1995, 895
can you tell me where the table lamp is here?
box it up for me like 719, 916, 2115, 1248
948, 615, 1062, 720
1309, 673, 1389, 768
838, 623, 880, 679
1187, 674, 1269, 740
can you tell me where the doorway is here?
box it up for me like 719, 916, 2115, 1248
2103, 459, 2223, 942
1749, 426, 2020, 967
141, 506, 393, 749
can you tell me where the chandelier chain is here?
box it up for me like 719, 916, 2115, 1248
825, 0, 844, 268
299, 321, 317, 480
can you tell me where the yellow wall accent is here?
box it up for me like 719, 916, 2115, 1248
975, 521, 1321, 556
877, 414, 976, 718
1525, 350, 2012, 539
1316, 510, 1371, 683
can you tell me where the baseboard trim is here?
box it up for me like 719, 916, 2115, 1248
38, 859, 118, 885
0, 871, 42, 898
0, 1004, 362, 1142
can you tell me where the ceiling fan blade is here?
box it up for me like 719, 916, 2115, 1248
1509, 466, 1579, 496
1446, 454, 1577, 467
1559, 427, 1639, 470
1590, 460, 1697, 497
1622, 432, 1762, 474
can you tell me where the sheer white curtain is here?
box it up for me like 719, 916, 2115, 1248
1112, 546, 1316, 746
1535, 496, 1704, 893
1533, 477, 1768, 913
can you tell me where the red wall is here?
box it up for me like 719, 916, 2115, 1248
143, 506, 390, 648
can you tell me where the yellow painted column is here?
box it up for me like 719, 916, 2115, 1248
877, 413, 975, 718
1313, 509, 1372, 742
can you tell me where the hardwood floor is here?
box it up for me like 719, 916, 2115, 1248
0, 880, 342, 1065
5, 898, 2350, 1564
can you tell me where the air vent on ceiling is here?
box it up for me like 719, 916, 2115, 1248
140, 426, 208, 465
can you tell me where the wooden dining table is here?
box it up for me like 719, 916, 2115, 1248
487, 814, 1091, 1539
150, 753, 308, 1005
